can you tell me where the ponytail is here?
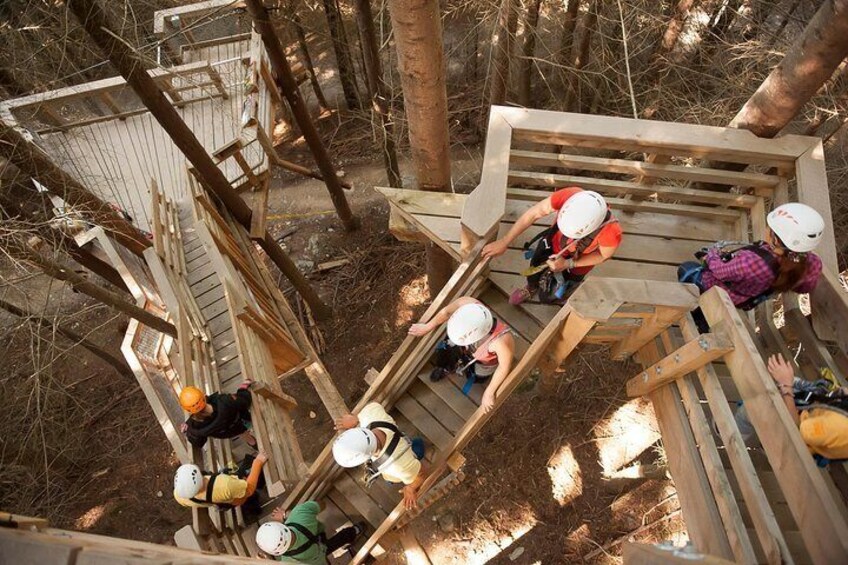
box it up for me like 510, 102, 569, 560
771, 249, 809, 292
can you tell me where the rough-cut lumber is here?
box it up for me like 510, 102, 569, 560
679, 315, 791, 565
700, 287, 848, 564
611, 306, 689, 360
251, 382, 298, 411
537, 310, 595, 377
569, 277, 699, 321
809, 270, 848, 356
626, 331, 733, 397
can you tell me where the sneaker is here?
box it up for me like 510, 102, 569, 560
509, 286, 534, 305
430, 367, 449, 382
352, 521, 367, 539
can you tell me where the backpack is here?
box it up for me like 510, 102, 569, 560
718, 242, 780, 311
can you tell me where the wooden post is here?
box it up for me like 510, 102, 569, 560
0, 122, 150, 257
353, 0, 402, 188
5, 235, 177, 337
0, 297, 134, 379
67, 0, 332, 321
245, 0, 359, 233
623, 542, 737, 565
537, 310, 596, 380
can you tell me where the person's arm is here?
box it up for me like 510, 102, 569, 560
767, 354, 800, 426
480, 335, 514, 413
230, 387, 252, 411
482, 197, 555, 258
408, 296, 480, 336
547, 244, 618, 272
401, 461, 429, 510
334, 413, 360, 431
702, 247, 749, 283
232, 451, 268, 505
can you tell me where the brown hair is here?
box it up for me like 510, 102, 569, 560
771, 249, 809, 292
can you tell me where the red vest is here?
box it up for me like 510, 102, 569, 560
472, 320, 510, 366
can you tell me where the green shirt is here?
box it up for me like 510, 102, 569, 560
276, 501, 327, 565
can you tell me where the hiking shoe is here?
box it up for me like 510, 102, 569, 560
353, 521, 367, 539
509, 286, 534, 305
430, 367, 449, 382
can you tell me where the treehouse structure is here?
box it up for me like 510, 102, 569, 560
2, 3, 848, 564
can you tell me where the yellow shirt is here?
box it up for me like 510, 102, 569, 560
357, 402, 422, 485
799, 407, 848, 460
173, 473, 248, 507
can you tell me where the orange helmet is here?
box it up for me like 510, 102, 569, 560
179, 386, 206, 414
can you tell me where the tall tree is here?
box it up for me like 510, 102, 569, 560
320, 0, 361, 110
563, 0, 599, 112
558, 0, 581, 79
490, 0, 519, 106
659, 0, 698, 60
387, 0, 454, 292
518, 0, 543, 107
354, 0, 402, 187
730, 0, 848, 138
290, 11, 330, 112
67, 0, 335, 320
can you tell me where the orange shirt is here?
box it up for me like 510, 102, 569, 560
549, 187, 622, 275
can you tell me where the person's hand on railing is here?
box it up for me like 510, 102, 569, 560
482, 239, 508, 259
767, 354, 795, 396
334, 414, 359, 431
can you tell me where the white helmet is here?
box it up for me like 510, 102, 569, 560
333, 428, 378, 468
556, 191, 608, 239
767, 203, 825, 253
256, 521, 293, 556
447, 303, 494, 346
174, 464, 203, 499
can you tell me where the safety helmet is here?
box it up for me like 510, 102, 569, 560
556, 191, 608, 239
174, 464, 203, 499
766, 203, 825, 253
332, 428, 378, 468
256, 521, 293, 556
447, 303, 494, 346
179, 386, 206, 414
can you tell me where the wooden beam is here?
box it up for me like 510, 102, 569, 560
627, 331, 733, 397
810, 270, 848, 355
461, 111, 512, 242
569, 277, 699, 321
251, 382, 297, 411
510, 150, 782, 189
699, 287, 848, 564
153, 0, 247, 34
795, 141, 837, 271
679, 315, 792, 565
508, 170, 759, 208
611, 306, 688, 360
623, 543, 737, 565
537, 310, 595, 377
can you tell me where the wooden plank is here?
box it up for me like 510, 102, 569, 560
394, 395, 454, 452
497, 107, 809, 165
568, 277, 699, 321
795, 141, 837, 272
627, 331, 733, 397
398, 529, 433, 564
251, 382, 297, 411
461, 112, 512, 241
611, 306, 688, 360
700, 287, 848, 564
416, 370, 477, 421
333, 474, 389, 528
680, 316, 792, 565
510, 150, 782, 189
408, 380, 466, 434
623, 542, 736, 564
538, 310, 596, 376
641, 340, 735, 560
508, 170, 759, 208
810, 270, 848, 356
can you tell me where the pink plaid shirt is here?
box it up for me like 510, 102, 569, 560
700, 244, 822, 306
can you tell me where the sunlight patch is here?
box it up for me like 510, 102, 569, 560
426, 506, 537, 564
394, 274, 429, 327
75, 503, 107, 530
547, 444, 582, 506
595, 398, 659, 475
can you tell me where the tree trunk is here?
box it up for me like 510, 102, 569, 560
354, 0, 402, 188
387, 0, 454, 293
320, 0, 361, 110
291, 12, 331, 111
4, 234, 176, 337
730, 0, 848, 138
518, 0, 543, 107
766, 0, 803, 46
660, 0, 698, 56
0, 123, 150, 257
0, 297, 134, 379
563, 0, 599, 112
490, 0, 519, 106
0, 65, 28, 97
558, 0, 581, 77
68, 0, 333, 321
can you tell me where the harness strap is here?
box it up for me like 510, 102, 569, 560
367, 421, 407, 468
283, 522, 323, 557
189, 473, 234, 510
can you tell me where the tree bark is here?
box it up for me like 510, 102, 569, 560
4, 234, 176, 337
0, 123, 150, 257
387, 0, 454, 293
291, 11, 331, 111
518, 0, 543, 107
730, 0, 848, 138
320, 0, 361, 110
246, 0, 359, 233
490, 0, 519, 106
563, 0, 599, 112
67, 0, 333, 321
660, 0, 698, 56
558, 0, 581, 73
0, 297, 134, 379
354, 0, 402, 188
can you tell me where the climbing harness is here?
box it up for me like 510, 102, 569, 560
363, 421, 412, 488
